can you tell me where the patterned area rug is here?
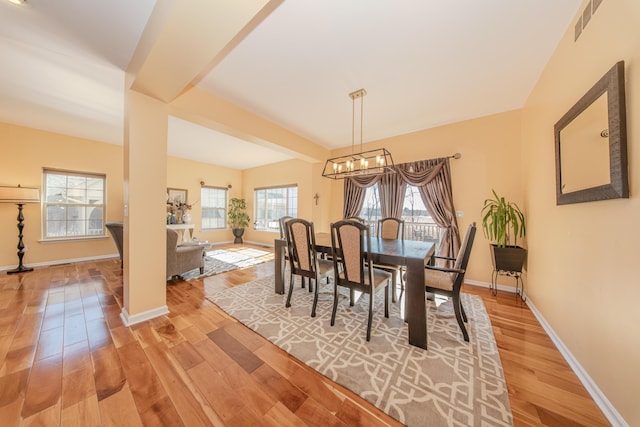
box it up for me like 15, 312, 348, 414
207, 275, 513, 427
182, 248, 272, 280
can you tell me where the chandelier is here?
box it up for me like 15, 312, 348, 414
322, 89, 395, 179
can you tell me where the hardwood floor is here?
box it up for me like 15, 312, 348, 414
0, 244, 610, 426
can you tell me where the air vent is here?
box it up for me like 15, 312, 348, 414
574, 0, 605, 42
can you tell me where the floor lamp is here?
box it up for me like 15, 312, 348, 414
0, 185, 40, 274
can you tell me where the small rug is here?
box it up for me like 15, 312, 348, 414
207, 276, 513, 427
182, 248, 272, 279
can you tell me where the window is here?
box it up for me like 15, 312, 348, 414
254, 185, 297, 232
359, 184, 442, 241
43, 169, 105, 239
201, 186, 227, 229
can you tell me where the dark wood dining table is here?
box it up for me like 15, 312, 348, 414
274, 233, 435, 349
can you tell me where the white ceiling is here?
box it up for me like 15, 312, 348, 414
0, 0, 582, 169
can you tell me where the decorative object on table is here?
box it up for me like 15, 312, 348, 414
227, 197, 250, 244
207, 275, 513, 427
481, 189, 527, 298
0, 184, 40, 274
322, 88, 395, 179
166, 187, 191, 224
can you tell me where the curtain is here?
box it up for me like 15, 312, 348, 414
396, 158, 460, 258
378, 172, 406, 218
342, 174, 380, 218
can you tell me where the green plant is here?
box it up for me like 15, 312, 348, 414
228, 198, 250, 229
481, 189, 526, 248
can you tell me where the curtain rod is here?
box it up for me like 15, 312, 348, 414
448, 153, 462, 160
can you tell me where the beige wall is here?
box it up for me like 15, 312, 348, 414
0, 122, 124, 267
241, 158, 323, 245
167, 156, 242, 243
327, 109, 524, 287
522, 0, 640, 424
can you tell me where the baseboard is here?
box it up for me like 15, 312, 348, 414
464, 278, 520, 295
120, 305, 169, 327
525, 298, 627, 427
0, 253, 119, 272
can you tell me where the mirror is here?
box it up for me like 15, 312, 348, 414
554, 61, 628, 205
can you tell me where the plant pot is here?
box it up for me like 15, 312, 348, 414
232, 228, 245, 244
490, 244, 526, 273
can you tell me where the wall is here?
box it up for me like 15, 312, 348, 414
522, 0, 640, 424
242, 158, 321, 245
327, 110, 524, 287
0, 123, 124, 268
166, 156, 242, 243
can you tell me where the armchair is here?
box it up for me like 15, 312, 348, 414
166, 228, 205, 279
105, 222, 124, 268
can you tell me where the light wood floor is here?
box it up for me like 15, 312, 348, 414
0, 244, 610, 426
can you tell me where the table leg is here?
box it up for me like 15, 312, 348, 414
274, 238, 286, 294
405, 256, 427, 349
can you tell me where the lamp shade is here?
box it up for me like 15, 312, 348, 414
0, 185, 40, 203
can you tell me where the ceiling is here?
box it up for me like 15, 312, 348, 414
0, 0, 582, 169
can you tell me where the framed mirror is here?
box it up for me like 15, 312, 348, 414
554, 61, 628, 205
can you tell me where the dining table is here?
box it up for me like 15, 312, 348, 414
274, 233, 436, 350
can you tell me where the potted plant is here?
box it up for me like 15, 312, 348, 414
228, 197, 250, 243
481, 189, 527, 273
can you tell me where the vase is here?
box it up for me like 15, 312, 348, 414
183, 213, 192, 224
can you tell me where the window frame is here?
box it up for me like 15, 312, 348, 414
200, 185, 228, 230
42, 168, 107, 241
253, 184, 298, 233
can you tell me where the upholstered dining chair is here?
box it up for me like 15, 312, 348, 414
284, 218, 334, 317
375, 217, 405, 303
105, 222, 124, 268
345, 216, 365, 223
424, 222, 476, 341
330, 219, 391, 341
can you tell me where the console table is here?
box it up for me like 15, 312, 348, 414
167, 223, 195, 245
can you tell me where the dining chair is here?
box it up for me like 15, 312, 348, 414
285, 218, 334, 317
424, 222, 476, 341
375, 217, 405, 303
330, 219, 391, 341
345, 216, 365, 223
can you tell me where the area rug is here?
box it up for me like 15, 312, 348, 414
182, 248, 272, 280
207, 275, 513, 426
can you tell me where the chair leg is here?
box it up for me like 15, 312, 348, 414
349, 289, 355, 306
452, 292, 469, 342
384, 283, 389, 318
366, 291, 374, 341
311, 278, 319, 317
331, 282, 339, 326
301, 277, 305, 289
460, 301, 468, 323
285, 273, 295, 308
308, 277, 313, 293
391, 272, 397, 303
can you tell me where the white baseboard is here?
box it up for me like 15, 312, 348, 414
0, 253, 119, 272
464, 278, 520, 294
120, 305, 169, 327
525, 299, 627, 427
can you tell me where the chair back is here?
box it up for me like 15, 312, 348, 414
279, 216, 293, 239
105, 222, 124, 266
345, 216, 365, 223
285, 218, 321, 279
453, 222, 476, 286
330, 219, 372, 287
378, 217, 404, 240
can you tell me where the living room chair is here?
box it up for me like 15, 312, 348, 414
284, 218, 333, 317
166, 228, 205, 279
424, 222, 476, 341
105, 221, 124, 268
375, 217, 405, 303
330, 219, 390, 341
